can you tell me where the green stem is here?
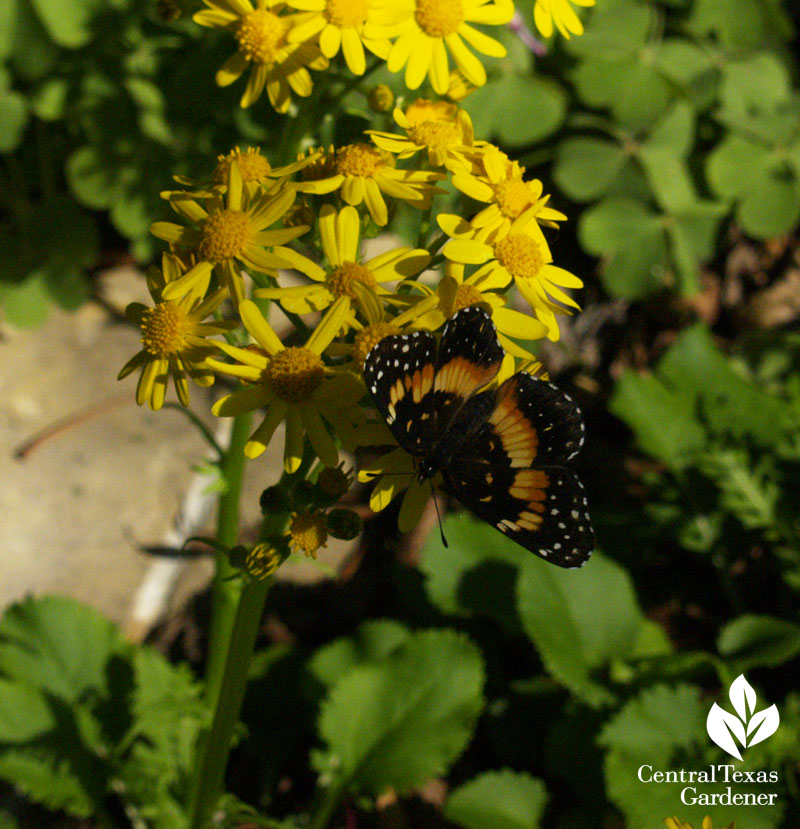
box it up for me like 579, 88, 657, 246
203, 411, 252, 711
188, 572, 277, 829
308, 778, 348, 829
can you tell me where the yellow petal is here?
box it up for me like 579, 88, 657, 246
318, 203, 339, 265
306, 296, 349, 354
398, 478, 431, 532
212, 385, 272, 416
301, 406, 339, 467
245, 401, 289, 459
443, 238, 493, 264
283, 407, 304, 471
216, 51, 249, 87
240, 299, 285, 354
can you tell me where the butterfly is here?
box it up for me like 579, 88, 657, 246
363, 305, 594, 568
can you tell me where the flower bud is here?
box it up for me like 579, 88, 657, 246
326, 508, 363, 541
316, 465, 353, 502
245, 543, 281, 580
368, 84, 394, 113
260, 485, 292, 515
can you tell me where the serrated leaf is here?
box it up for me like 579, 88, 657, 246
444, 769, 548, 829
308, 619, 412, 688
316, 629, 485, 795
0, 679, 55, 741
516, 553, 643, 707
0, 747, 98, 817
718, 615, 800, 670
0, 595, 130, 702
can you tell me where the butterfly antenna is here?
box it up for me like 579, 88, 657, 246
430, 480, 448, 548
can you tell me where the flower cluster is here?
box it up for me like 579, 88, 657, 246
120, 92, 584, 535
192, 0, 593, 109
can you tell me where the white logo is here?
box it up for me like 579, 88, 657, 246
706, 674, 780, 761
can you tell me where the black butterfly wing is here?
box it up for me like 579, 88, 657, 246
433, 306, 504, 437
364, 330, 437, 457
441, 373, 593, 568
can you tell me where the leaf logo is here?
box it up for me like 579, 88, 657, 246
706, 674, 780, 761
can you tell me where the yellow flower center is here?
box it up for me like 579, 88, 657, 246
245, 542, 281, 580
236, 8, 289, 65
213, 147, 272, 186
300, 146, 337, 180
352, 321, 399, 370
140, 302, 191, 356
197, 210, 252, 262
452, 283, 484, 313
415, 0, 463, 37
334, 143, 384, 178
494, 233, 545, 280
325, 0, 368, 28
408, 119, 461, 151
493, 179, 533, 219
264, 347, 325, 402
289, 511, 328, 559
327, 261, 377, 299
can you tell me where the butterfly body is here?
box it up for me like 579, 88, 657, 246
364, 306, 594, 568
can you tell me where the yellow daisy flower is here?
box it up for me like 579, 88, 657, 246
308, 143, 445, 226
285, 0, 391, 75
367, 101, 476, 167
117, 254, 236, 411
440, 212, 583, 341
151, 161, 314, 306
193, 0, 329, 111
254, 203, 431, 314
533, 0, 594, 39
450, 147, 567, 239
170, 146, 330, 201
366, 0, 514, 95
207, 297, 365, 471
399, 262, 548, 357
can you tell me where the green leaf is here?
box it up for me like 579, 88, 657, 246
553, 137, 629, 202
0, 272, 51, 327
609, 370, 706, 467
66, 145, 120, 210
658, 324, 792, 445
565, 1, 653, 57
706, 134, 773, 201
30, 76, 69, 120
0, 747, 98, 818
421, 514, 523, 632
517, 552, 644, 707
308, 619, 412, 688
29, 0, 106, 48
464, 75, 565, 147
579, 198, 668, 298
0, 88, 28, 152
0, 595, 130, 702
444, 770, 548, 829
9, 0, 58, 81
718, 615, 800, 670
0, 0, 18, 60
316, 629, 485, 795
736, 172, 800, 239
687, 0, 788, 48
0, 679, 55, 741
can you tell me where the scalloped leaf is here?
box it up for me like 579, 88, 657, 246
315, 629, 485, 795
444, 769, 548, 829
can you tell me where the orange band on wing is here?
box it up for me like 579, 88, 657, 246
488, 383, 540, 468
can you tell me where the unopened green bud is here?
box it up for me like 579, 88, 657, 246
326, 508, 363, 541
155, 0, 183, 21
368, 84, 394, 113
